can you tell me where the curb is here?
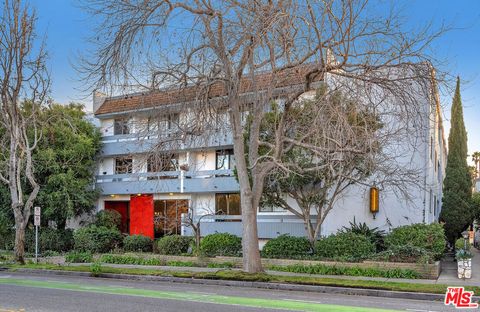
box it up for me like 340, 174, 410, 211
10, 268, 453, 302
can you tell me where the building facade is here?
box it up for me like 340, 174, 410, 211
93, 71, 447, 241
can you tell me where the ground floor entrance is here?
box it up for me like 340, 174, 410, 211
154, 200, 188, 238
103, 196, 188, 239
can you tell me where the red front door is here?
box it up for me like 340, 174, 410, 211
130, 194, 154, 239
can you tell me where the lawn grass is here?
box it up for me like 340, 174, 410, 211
6, 263, 475, 295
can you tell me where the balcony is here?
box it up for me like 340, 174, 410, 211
96, 169, 239, 195
100, 130, 233, 157
182, 215, 312, 239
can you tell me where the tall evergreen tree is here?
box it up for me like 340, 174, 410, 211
440, 77, 473, 244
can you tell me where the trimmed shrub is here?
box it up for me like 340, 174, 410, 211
314, 232, 376, 262
73, 225, 122, 253
65, 251, 93, 263
261, 234, 311, 259
340, 219, 386, 252
123, 235, 153, 252
156, 235, 193, 255
94, 210, 122, 229
384, 223, 446, 259
200, 233, 242, 257
371, 245, 434, 264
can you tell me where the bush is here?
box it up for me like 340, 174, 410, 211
0, 230, 14, 251
314, 232, 376, 262
123, 235, 153, 252
455, 238, 471, 251
74, 225, 122, 253
200, 233, 242, 257
261, 235, 312, 259
156, 235, 193, 255
371, 245, 434, 264
384, 223, 446, 259
24, 228, 74, 253
65, 251, 93, 263
94, 210, 122, 229
340, 219, 386, 252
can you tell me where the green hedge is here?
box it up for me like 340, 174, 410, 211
200, 233, 242, 257
269, 263, 419, 279
123, 235, 153, 252
25, 228, 74, 253
314, 232, 376, 262
262, 234, 311, 259
371, 245, 434, 264
94, 210, 122, 229
384, 223, 446, 259
73, 225, 122, 253
156, 235, 193, 255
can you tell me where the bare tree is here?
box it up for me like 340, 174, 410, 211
259, 84, 427, 246
81, 0, 446, 273
0, 0, 49, 263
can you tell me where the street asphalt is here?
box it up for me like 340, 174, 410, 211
0, 271, 458, 312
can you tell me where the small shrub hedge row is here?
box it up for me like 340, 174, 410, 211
73, 225, 122, 253
315, 232, 376, 262
384, 223, 445, 260
261, 235, 312, 259
200, 233, 242, 257
268, 263, 420, 279
156, 235, 192, 255
123, 235, 153, 252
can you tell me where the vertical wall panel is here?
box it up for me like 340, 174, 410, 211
130, 194, 154, 239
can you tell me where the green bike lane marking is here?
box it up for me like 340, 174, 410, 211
0, 277, 398, 312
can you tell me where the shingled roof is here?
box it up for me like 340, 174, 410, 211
94, 65, 321, 116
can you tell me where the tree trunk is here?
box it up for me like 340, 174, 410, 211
240, 192, 263, 273
14, 221, 27, 264
195, 225, 201, 256
305, 217, 316, 247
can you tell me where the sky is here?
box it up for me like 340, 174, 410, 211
29, 0, 480, 159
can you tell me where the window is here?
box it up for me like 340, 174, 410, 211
115, 157, 132, 174
216, 149, 235, 170
147, 114, 179, 134
114, 118, 130, 135
147, 153, 178, 172
215, 193, 241, 215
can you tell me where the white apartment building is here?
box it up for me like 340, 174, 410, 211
93, 68, 446, 240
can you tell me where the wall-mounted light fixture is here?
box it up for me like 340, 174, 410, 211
369, 186, 379, 219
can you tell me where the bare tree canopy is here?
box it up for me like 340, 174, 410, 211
0, 0, 49, 263
82, 0, 447, 273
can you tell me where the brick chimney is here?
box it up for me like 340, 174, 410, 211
93, 90, 107, 113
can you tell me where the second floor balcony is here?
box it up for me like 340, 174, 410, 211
95, 169, 239, 195
100, 130, 233, 157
